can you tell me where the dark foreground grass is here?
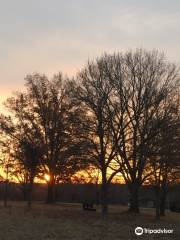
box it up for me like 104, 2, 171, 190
0, 202, 179, 240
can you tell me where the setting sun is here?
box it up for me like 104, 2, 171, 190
44, 174, 50, 182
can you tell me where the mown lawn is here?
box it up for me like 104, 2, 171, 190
0, 202, 179, 240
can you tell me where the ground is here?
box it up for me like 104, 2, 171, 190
0, 202, 179, 240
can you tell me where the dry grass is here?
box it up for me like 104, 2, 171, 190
0, 202, 179, 240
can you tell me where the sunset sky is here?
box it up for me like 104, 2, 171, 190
0, 0, 180, 112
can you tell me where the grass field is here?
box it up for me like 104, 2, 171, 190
0, 202, 179, 240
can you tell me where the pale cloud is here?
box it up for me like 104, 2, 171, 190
0, 0, 180, 112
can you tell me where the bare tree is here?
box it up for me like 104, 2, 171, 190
107, 49, 180, 212
26, 73, 91, 203
0, 73, 90, 204
69, 57, 121, 216
146, 96, 180, 218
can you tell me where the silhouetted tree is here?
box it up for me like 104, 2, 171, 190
25, 73, 91, 203
146, 97, 180, 218
106, 49, 179, 212
69, 57, 121, 216
0, 73, 91, 204
0, 114, 42, 207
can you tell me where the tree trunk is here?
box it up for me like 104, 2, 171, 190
155, 198, 160, 220
27, 176, 34, 208
128, 183, 140, 213
155, 186, 160, 220
160, 184, 167, 216
54, 183, 59, 202
4, 180, 8, 208
28, 185, 32, 208
101, 172, 108, 216
46, 175, 55, 204
22, 183, 28, 201
96, 189, 100, 205
160, 196, 165, 216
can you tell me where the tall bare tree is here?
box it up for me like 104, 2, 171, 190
106, 49, 180, 212
69, 57, 121, 216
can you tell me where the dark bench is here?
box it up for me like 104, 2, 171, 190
82, 203, 96, 211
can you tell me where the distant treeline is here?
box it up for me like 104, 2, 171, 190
0, 183, 180, 206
